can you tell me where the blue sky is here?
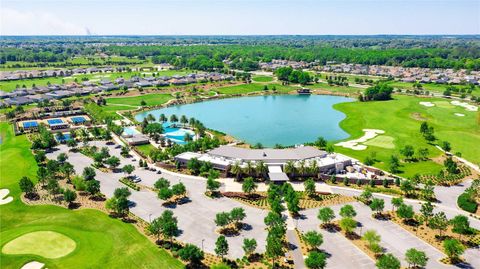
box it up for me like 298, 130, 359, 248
1, 0, 479, 35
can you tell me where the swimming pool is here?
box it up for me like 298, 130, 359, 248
55, 133, 72, 142
123, 126, 141, 137
161, 122, 195, 145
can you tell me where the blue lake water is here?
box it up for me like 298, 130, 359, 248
135, 95, 353, 147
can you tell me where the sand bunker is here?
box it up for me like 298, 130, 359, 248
451, 100, 478, 112
21, 261, 45, 269
419, 101, 435, 107
454, 113, 465, 117
335, 129, 385, 150
0, 189, 13, 205
2, 231, 76, 259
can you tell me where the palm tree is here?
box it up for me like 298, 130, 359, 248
159, 114, 167, 123
230, 161, 243, 180
255, 161, 268, 179
298, 160, 307, 178
180, 115, 188, 127
309, 160, 319, 178
284, 161, 296, 178
245, 161, 255, 177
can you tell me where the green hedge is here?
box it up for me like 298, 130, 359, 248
119, 178, 140, 191
457, 192, 478, 213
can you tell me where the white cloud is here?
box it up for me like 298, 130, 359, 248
0, 7, 87, 35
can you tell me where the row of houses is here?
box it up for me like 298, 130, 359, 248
0, 66, 131, 81
259, 59, 313, 71
0, 72, 235, 107
317, 63, 480, 85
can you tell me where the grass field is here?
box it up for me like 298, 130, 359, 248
334, 95, 480, 177
214, 83, 295, 94
135, 144, 157, 157
252, 76, 274, 82
106, 93, 173, 107
0, 122, 183, 269
310, 82, 364, 94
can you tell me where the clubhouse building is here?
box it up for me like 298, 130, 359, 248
175, 145, 352, 181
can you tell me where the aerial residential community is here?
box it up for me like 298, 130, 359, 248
1, 1, 479, 269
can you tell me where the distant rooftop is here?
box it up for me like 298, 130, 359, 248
207, 145, 325, 162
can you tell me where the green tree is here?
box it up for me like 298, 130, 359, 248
19, 176, 35, 197
305, 251, 327, 269
369, 198, 385, 217
388, 155, 400, 173
391, 197, 404, 211
230, 207, 246, 226
105, 156, 121, 170
450, 215, 470, 239
242, 238, 257, 259
396, 204, 414, 222
215, 235, 229, 259
339, 204, 357, 218
400, 145, 415, 161
171, 182, 187, 197
304, 178, 316, 197
339, 217, 357, 235
154, 178, 170, 190
428, 212, 449, 237
443, 239, 465, 261
158, 187, 173, 200
362, 229, 381, 249
63, 189, 77, 207
206, 177, 221, 195
178, 244, 204, 266
318, 207, 335, 227
420, 202, 435, 223
242, 177, 257, 196
405, 248, 429, 268
82, 166, 96, 180
215, 212, 231, 228
376, 253, 401, 269
86, 180, 100, 196
303, 230, 323, 250
122, 164, 135, 177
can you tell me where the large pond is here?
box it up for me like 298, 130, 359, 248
135, 95, 354, 147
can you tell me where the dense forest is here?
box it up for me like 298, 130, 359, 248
1, 36, 479, 70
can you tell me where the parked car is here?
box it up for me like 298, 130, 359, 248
156, 170, 162, 174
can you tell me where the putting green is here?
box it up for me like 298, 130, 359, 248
2, 231, 76, 259
364, 135, 395, 149
433, 101, 455, 109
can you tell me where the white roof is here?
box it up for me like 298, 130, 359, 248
208, 145, 325, 161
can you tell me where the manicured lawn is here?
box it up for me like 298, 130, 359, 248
252, 76, 274, 82
309, 82, 364, 94
215, 83, 295, 94
106, 93, 173, 107
2, 231, 76, 259
0, 122, 183, 269
333, 95, 479, 177
135, 144, 157, 157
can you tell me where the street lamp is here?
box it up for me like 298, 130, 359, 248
149, 213, 152, 223
201, 239, 205, 252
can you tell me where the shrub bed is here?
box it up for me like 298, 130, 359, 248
119, 178, 140, 191
457, 192, 478, 213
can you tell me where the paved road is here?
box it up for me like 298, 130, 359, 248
330, 186, 480, 230
47, 142, 269, 259
296, 207, 375, 269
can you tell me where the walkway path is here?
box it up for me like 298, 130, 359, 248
283, 203, 306, 269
